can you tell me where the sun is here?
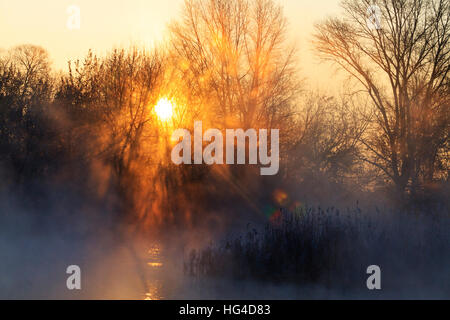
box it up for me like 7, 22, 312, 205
154, 98, 174, 121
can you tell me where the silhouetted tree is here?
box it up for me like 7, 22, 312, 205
56, 48, 165, 222
286, 92, 367, 202
314, 0, 449, 196
0, 45, 56, 185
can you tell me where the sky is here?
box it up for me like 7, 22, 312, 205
0, 0, 342, 86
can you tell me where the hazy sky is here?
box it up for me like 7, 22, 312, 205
0, 0, 342, 85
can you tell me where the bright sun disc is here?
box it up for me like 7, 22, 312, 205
154, 98, 174, 121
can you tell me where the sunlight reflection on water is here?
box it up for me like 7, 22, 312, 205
144, 281, 164, 300
144, 243, 164, 300
147, 262, 163, 267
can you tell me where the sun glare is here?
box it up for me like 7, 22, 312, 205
154, 98, 174, 121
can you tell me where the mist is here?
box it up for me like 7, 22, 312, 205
0, 0, 449, 300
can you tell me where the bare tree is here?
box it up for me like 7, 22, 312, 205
57, 48, 165, 222
11, 44, 51, 78
10, 45, 52, 107
169, 0, 300, 130
285, 91, 368, 202
0, 45, 55, 183
314, 0, 450, 195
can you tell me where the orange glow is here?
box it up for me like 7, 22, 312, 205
273, 189, 289, 206
147, 262, 163, 267
144, 283, 163, 300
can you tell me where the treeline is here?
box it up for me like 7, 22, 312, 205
0, 0, 448, 230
